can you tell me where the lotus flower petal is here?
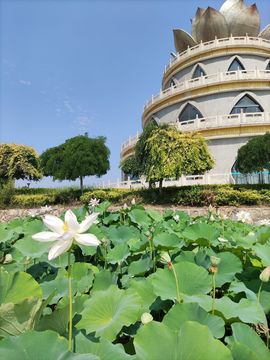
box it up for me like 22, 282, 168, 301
193, 7, 229, 43
78, 212, 99, 233
48, 236, 73, 261
65, 209, 80, 232
221, 1, 260, 36
173, 29, 197, 53
259, 24, 270, 40
43, 215, 64, 234
32, 231, 60, 242
191, 7, 206, 42
74, 233, 100, 246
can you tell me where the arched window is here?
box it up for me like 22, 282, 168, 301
192, 64, 206, 79
179, 103, 203, 122
230, 95, 263, 114
266, 61, 270, 71
170, 78, 176, 87
228, 57, 245, 71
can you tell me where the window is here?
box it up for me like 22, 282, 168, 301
266, 61, 270, 71
179, 103, 203, 122
230, 95, 263, 114
228, 58, 245, 71
192, 65, 206, 79
170, 78, 176, 87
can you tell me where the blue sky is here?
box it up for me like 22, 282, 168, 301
1, 0, 269, 188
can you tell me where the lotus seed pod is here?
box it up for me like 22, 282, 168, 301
260, 267, 270, 283
141, 312, 153, 324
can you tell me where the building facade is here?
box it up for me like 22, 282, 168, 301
120, 0, 270, 186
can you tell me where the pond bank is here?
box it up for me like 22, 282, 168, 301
1, 205, 269, 223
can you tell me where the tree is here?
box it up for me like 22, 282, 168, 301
120, 155, 140, 179
41, 135, 110, 192
143, 126, 214, 188
235, 133, 270, 173
0, 144, 42, 183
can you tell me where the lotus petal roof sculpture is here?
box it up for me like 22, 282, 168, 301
174, 0, 268, 53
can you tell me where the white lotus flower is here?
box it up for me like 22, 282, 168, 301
173, 214, 180, 222
141, 312, 153, 324
32, 210, 100, 260
131, 198, 136, 205
89, 198, 100, 208
123, 203, 128, 210
235, 210, 252, 224
218, 236, 229, 243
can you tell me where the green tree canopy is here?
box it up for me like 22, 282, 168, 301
144, 126, 214, 188
0, 144, 42, 183
120, 155, 140, 179
41, 135, 110, 192
235, 133, 270, 174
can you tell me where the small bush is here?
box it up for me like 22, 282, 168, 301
0, 181, 15, 207
12, 194, 56, 207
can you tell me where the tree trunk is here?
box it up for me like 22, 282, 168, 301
80, 176, 84, 194
159, 179, 163, 191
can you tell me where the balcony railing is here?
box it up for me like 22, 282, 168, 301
144, 69, 270, 111
177, 112, 270, 132
121, 132, 140, 152
121, 112, 270, 154
163, 35, 270, 76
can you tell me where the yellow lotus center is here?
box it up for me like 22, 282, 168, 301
63, 221, 69, 232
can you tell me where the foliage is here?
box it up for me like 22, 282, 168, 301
1, 204, 270, 357
143, 127, 214, 187
120, 155, 140, 179
41, 135, 110, 192
0, 144, 42, 182
235, 133, 270, 174
0, 180, 15, 207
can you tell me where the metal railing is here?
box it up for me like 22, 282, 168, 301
144, 69, 270, 111
164, 35, 270, 75
101, 173, 235, 189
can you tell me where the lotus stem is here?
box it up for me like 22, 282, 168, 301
171, 263, 181, 303
257, 282, 263, 305
212, 272, 216, 315
68, 251, 73, 352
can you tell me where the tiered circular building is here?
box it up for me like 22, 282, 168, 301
121, 0, 270, 185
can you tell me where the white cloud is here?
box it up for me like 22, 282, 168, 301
63, 99, 74, 113
19, 79, 31, 86
73, 115, 92, 131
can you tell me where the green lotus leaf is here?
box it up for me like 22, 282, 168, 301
72, 262, 94, 294
149, 261, 212, 300
153, 232, 184, 249
134, 321, 232, 360
106, 243, 130, 264
102, 213, 120, 225
0, 227, 15, 243
163, 302, 225, 338
215, 297, 267, 326
0, 269, 42, 304
76, 285, 142, 341
183, 223, 220, 244
128, 278, 156, 312
146, 209, 163, 222
75, 332, 135, 359
213, 252, 242, 287
23, 219, 44, 236
0, 297, 42, 337
91, 270, 117, 293
229, 281, 257, 301
253, 243, 270, 266
128, 256, 152, 276
14, 236, 50, 258
40, 268, 69, 303
227, 322, 270, 360
0, 330, 98, 359
128, 209, 152, 227
105, 225, 140, 246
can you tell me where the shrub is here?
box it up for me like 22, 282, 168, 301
0, 181, 15, 207
12, 194, 56, 207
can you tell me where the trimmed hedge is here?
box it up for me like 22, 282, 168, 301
82, 185, 270, 207
3, 184, 270, 208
